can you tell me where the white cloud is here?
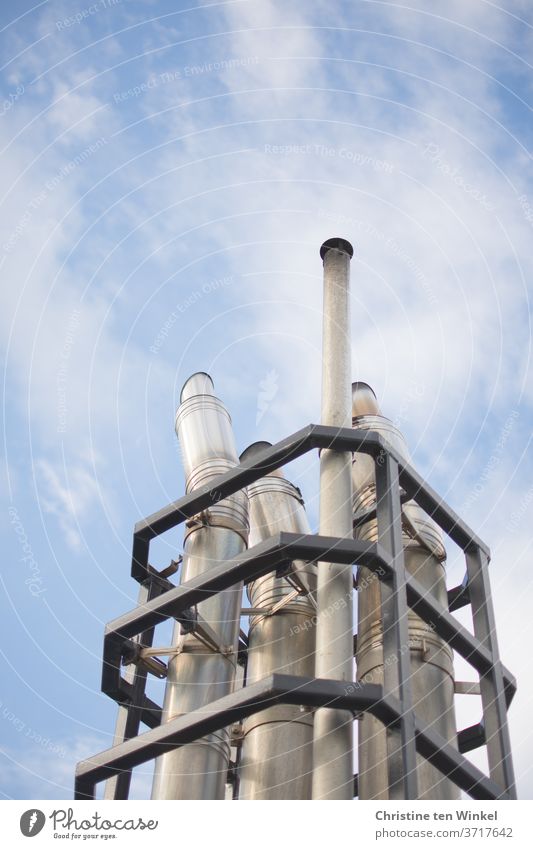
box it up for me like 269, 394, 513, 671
36, 457, 106, 551
0, 733, 106, 799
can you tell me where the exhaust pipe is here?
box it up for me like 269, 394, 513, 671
351, 382, 459, 800
237, 442, 317, 799
151, 373, 248, 799
312, 238, 355, 800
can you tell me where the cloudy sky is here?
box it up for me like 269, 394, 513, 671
1, 0, 532, 800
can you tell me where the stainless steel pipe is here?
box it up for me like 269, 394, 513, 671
351, 382, 459, 800
151, 373, 248, 799
312, 238, 355, 800
238, 442, 317, 799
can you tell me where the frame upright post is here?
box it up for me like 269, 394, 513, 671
375, 453, 418, 799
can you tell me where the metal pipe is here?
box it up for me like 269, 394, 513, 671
351, 382, 460, 800
312, 237, 355, 800
237, 442, 317, 799
151, 373, 248, 799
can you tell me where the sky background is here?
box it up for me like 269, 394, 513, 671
0, 0, 532, 800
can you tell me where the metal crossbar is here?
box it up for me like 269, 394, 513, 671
130, 425, 489, 582
75, 674, 506, 802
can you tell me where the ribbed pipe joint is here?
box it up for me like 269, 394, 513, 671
351, 413, 446, 560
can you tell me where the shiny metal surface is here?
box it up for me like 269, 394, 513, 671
351, 406, 446, 561
351, 381, 381, 418
180, 371, 214, 402
151, 374, 248, 799
352, 383, 459, 800
175, 378, 248, 543
238, 442, 317, 799
312, 239, 355, 800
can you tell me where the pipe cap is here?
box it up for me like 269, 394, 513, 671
180, 372, 214, 403
352, 381, 382, 417
239, 441, 273, 463
239, 441, 285, 478
320, 237, 354, 261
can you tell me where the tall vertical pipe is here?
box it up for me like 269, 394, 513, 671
151, 373, 248, 799
351, 382, 459, 799
312, 238, 355, 800
238, 442, 317, 799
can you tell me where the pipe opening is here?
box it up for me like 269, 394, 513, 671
352, 381, 382, 418
240, 441, 285, 478
320, 237, 354, 261
180, 371, 215, 403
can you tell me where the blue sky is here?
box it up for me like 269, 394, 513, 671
1, 0, 532, 800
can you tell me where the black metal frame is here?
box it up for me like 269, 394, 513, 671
75, 425, 517, 801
